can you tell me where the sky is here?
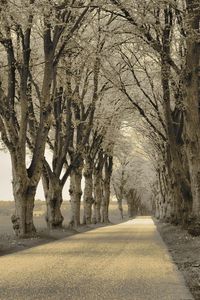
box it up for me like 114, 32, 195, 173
0, 152, 70, 201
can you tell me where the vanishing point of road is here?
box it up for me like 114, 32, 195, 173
0, 217, 193, 300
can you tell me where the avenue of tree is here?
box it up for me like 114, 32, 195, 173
0, 0, 200, 237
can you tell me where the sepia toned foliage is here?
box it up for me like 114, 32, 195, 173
0, 0, 200, 236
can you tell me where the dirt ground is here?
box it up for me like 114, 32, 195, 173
0, 201, 125, 256
157, 221, 200, 300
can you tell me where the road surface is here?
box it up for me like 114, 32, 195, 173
0, 217, 193, 300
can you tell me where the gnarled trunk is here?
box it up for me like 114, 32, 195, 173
83, 158, 94, 225
42, 172, 63, 229
69, 163, 83, 228
11, 175, 36, 237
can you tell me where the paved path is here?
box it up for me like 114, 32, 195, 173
0, 217, 193, 300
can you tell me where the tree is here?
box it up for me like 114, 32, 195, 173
183, 0, 200, 234
101, 0, 193, 226
0, 0, 91, 236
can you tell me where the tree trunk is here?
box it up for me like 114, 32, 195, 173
83, 158, 94, 225
127, 201, 134, 218
161, 55, 192, 224
101, 156, 113, 223
125, 189, 138, 218
117, 198, 123, 220
159, 8, 192, 225
101, 181, 110, 223
69, 163, 83, 228
92, 151, 104, 224
11, 174, 36, 237
157, 166, 168, 221
42, 172, 64, 229
184, 0, 200, 234
93, 168, 103, 224
113, 183, 124, 220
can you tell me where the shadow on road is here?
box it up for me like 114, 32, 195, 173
0, 215, 136, 257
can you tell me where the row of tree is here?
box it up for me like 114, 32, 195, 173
0, 0, 200, 236
101, 0, 200, 235
112, 127, 153, 219
0, 1, 125, 237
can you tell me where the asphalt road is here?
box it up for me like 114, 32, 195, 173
0, 217, 194, 300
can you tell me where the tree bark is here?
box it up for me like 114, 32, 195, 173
101, 156, 113, 223
11, 167, 36, 237
93, 168, 103, 224
69, 162, 83, 228
83, 158, 94, 225
184, 1, 200, 232
42, 171, 64, 229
